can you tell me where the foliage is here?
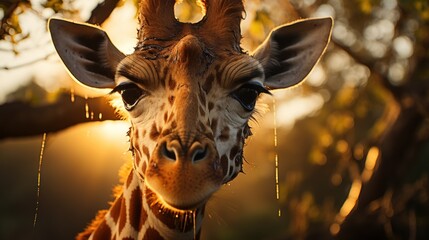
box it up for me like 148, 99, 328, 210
0, 0, 76, 50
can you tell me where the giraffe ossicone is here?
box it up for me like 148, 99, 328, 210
49, 0, 332, 239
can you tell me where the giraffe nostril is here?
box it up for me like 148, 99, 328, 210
192, 147, 208, 162
161, 142, 177, 161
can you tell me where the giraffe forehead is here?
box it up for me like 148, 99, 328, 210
170, 35, 208, 67
117, 43, 263, 93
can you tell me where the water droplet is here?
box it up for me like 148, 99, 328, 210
70, 88, 75, 103
34, 133, 47, 229
272, 98, 281, 217
85, 103, 89, 119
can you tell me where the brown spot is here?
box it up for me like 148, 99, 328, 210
219, 126, 230, 141
208, 102, 214, 111
236, 129, 243, 142
235, 155, 241, 166
243, 124, 252, 139
161, 128, 172, 137
143, 227, 165, 240
210, 118, 218, 133
129, 188, 144, 231
122, 237, 135, 240
168, 112, 175, 122
203, 74, 214, 93
168, 95, 175, 105
126, 172, 134, 188
150, 124, 160, 141
229, 146, 240, 160
164, 112, 168, 123
139, 205, 148, 231
142, 129, 147, 138
198, 122, 206, 132
135, 154, 141, 167
169, 78, 177, 90
199, 105, 205, 117
198, 91, 206, 104
142, 145, 150, 160
230, 170, 239, 180
171, 120, 177, 129
220, 155, 229, 177
118, 197, 127, 234
160, 103, 165, 111
141, 161, 147, 174
215, 64, 222, 84
92, 220, 111, 239
110, 196, 122, 224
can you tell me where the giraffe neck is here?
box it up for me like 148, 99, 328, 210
83, 170, 205, 240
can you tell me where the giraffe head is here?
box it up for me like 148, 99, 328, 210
49, 0, 332, 211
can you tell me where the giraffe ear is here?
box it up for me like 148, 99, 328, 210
49, 18, 126, 89
253, 17, 333, 89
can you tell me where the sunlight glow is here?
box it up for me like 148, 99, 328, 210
96, 121, 131, 140
388, 62, 406, 84
362, 147, 380, 182
333, 21, 357, 47
338, 180, 362, 221
174, 0, 204, 23
102, 1, 138, 54
393, 36, 414, 58
276, 93, 324, 128
314, 4, 336, 18
364, 20, 395, 42
306, 65, 327, 87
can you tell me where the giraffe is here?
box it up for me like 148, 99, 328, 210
49, 0, 332, 239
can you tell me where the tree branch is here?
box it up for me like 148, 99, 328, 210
0, 93, 121, 139
0, 0, 124, 139
0, 52, 56, 70
87, 0, 122, 25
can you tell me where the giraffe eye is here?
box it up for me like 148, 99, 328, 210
231, 84, 269, 111
112, 83, 145, 110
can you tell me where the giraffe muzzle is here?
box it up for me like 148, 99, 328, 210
161, 140, 209, 163
145, 136, 223, 210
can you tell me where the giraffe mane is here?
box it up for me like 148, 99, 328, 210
137, 0, 178, 39
199, 0, 245, 52
76, 162, 133, 240
136, 0, 245, 53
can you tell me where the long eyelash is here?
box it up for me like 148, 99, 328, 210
110, 83, 137, 94
241, 84, 271, 95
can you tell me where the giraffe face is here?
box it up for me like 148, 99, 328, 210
49, 0, 332, 213
113, 36, 267, 209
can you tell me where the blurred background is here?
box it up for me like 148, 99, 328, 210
1, 0, 429, 239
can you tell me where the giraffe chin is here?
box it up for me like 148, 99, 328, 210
161, 196, 208, 211
144, 177, 220, 211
